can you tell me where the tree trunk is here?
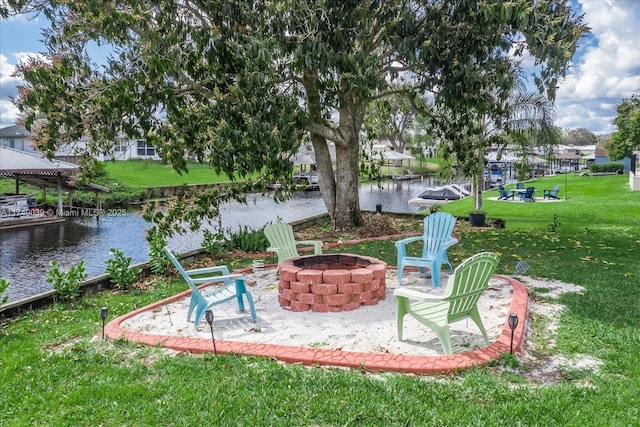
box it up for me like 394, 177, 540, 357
332, 134, 363, 230
473, 169, 484, 211
310, 133, 336, 217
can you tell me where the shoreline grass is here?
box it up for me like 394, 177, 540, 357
1, 174, 640, 425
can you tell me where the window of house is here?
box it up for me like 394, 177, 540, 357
137, 140, 156, 156
114, 140, 127, 152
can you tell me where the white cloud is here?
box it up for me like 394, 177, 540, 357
555, 0, 640, 134
0, 52, 48, 127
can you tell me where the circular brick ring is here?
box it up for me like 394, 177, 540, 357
278, 254, 387, 312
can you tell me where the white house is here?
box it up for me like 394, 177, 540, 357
0, 125, 160, 162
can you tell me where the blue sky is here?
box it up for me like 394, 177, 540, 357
1, 1, 639, 135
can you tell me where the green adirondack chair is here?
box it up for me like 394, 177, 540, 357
394, 251, 500, 355
264, 222, 323, 266
164, 248, 256, 328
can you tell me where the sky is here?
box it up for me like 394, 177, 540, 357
1, 1, 639, 135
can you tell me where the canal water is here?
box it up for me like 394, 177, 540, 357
1, 179, 441, 302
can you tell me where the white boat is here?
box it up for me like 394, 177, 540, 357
408, 183, 471, 207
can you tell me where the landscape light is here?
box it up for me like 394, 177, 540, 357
100, 307, 108, 340
508, 313, 519, 354
205, 310, 217, 355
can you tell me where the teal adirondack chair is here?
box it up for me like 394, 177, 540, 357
394, 251, 500, 355
497, 185, 514, 200
164, 248, 256, 327
520, 187, 536, 201
543, 184, 561, 199
264, 222, 323, 266
395, 212, 458, 287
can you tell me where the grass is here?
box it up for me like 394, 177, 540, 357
2, 174, 640, 425
102, 159, 236, 187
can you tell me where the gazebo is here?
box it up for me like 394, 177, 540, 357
0, 147, 109, 217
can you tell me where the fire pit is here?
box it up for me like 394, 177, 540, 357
278, 254, 387, 312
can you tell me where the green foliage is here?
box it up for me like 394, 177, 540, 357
7, 0, 587, 231
202, 224, 271, 255
606, 95, 640, 160
147, 231, 170, 275
201, 229, 226, 257
46, 260, 87, 301
0, 278, 9, 305
547, 214, 561, 232
105, 248, 141, 290
226, 226, 270, 253
589, 162, 624, 173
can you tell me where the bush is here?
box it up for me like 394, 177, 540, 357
589, 162, 624, 173
106, 248, 142, 290
0, 278, 9, 305
147, 231, 171, 275
202, 224, 271, 255
47, 260, 87, 301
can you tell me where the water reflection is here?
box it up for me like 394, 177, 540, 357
0, 179, 437, 301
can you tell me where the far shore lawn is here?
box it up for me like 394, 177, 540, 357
1, 173, 640, 426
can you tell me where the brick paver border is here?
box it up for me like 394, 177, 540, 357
105, 269, 528, 375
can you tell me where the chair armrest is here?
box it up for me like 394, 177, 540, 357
266, 246, 280, 253
395, 235, 423, 248
190, 273, 244, 285
185, 265, 231, 276
393, 287, 444, 302
442, 237, 458, 250
295, 240, 323, 254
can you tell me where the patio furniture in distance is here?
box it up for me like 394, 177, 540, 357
394, 251, 500, 355
264, 222, 323, 266
164, 248, 257, 327
543, 184, 561, 200
497, 185, 514, 200
395, 212, 458, 287
520, 187, 536, 202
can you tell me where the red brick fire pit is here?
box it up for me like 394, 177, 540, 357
278, 254, 387, 312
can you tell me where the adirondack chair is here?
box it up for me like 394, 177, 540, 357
394, 251, 500, 355
520, 187, 535, 202
395, 212, 458, 288
264, 222, 323, 266
543, 184, 561, 199
164, 248, 256, 327
497, 185, 514, 200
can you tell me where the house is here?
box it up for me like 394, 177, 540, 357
0, 125, 37, 153
0, 125, 159, 162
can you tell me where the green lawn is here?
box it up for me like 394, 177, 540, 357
102, 159, 236, 187
1, 174, 640, 425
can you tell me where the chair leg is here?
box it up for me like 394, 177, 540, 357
244, 291, 257, 322
432, 263, 441, 287
396, 296, 410, 341
397, 264, 404, 285
432, 327, 453, 355
469, 310, 490, 345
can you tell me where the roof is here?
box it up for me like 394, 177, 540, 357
0, 124, 36, 138
595, 145, 609, 157
0, 147, 109, 193
0, 146, 78, 176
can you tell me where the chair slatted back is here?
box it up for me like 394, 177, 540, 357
420, 213, 457, 258
443, 252, 499, 321
264, 222, 300, 260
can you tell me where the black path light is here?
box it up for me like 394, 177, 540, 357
205, 309, 217, 355
508, 313, 519, 354
100, 307, 108, 340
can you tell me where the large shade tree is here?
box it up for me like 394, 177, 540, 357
606, 95, 640, 161
4, 1, 587, 233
